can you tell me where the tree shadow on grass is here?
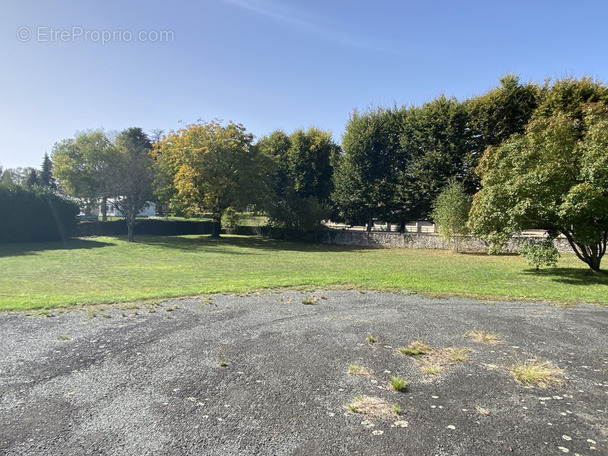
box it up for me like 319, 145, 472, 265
139, 234, 377, 254
0, 238, 116, 258
522, 267, 608, 286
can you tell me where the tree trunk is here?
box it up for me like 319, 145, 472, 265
563, 232, 605, 272
101, 197, 108, 222
210, 218, 221, 238
126, 215, 135, 242
367, 213, 373, 232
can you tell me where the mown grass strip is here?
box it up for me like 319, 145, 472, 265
0, 235, 606, 311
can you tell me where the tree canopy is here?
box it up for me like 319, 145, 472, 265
470, 81, 608, 271
110, 127, 155, 241
258, 128, 340, 230
51, 129, 117, 218
151, 120, 268, 236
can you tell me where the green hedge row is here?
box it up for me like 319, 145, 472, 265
75, 219, 216, 237
0, 186, 80, 243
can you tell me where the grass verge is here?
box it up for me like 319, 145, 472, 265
0, 235, 606, 311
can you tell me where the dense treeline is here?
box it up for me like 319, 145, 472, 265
333, 75, 539, 229
2, 75, 607, 269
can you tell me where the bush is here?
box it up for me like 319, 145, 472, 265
221, 207, 241, 234
0, 185, 80, 243
518, 239, 560, 270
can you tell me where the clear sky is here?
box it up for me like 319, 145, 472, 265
2, 0, 607, 170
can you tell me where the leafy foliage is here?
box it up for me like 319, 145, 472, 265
258, 128, 339, 230
470, 78, 608, 271
151, 120, 269, 236
332, 107, 402, 228
110, 127, 155, 241
51, 129, 117, 216
431, 180, 472, 252
518, 239, 560, 270
396, 96, 470, 223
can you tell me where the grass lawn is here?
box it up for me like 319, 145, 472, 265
0, 235, 606, 311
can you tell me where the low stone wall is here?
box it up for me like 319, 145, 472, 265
322, 231, 574, 253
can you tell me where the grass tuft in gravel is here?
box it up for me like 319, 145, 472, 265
399, 342, 470, 378
347, 395, 400, 419
398, 341, 431, 356
464, 330, 503, 345
510, 358, 564, 388
348, 364, 373, 377
389, 376, 409, 392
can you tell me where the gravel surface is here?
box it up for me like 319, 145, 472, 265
0, 290, 606, 455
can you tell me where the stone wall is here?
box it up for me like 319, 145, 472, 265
322, 231, 574, 253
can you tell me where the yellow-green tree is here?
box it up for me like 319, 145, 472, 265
151, 120, 269, 236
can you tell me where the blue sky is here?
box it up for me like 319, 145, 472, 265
2, 0, 607, 169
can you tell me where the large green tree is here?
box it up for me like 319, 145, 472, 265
332, 107, 403, 229
110, 128, 155, 242
151, 120, 268, 237
51, 130, 117, 219
258, 128, 339, 230
470, 97, 608, 271
464, 75, 539, 191
395, 96, 469, 225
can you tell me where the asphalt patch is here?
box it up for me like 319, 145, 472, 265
0, 290, 606, 455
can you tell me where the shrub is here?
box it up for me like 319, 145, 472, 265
221, 207, 241, 234
518, 239, 560, 270
0, 185, 79, 243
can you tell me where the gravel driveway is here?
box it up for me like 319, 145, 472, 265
1, 290, 606, 455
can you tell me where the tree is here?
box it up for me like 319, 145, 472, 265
25, 169, 39, 188
39, 153, 57, 189
51, 130, 117, 219
469, 100, 608, 271
110, 128, 155, 242
396, 96, 469, 225
0, 169, 14, 186
464, 75, 539, 192
332, 107, 403, 229
258, 128, 340, 230
431, 179, 472, 252
151, 120, 267, 237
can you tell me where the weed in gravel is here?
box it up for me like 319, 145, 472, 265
302, 296, 320, 305
389, 376, 409, 392
422, 367, 440, 376
165, 305, 179, 312
56, 334, 71, 341
398, 341, 431, 356
464, 330, 503, 345
346, 395, 399, 419
392, 403, 403, 415
365, 335, 378, 344
399, 342, 470, 378
510, 358, 564, 388
348, 364, 373, 377
447, 347, 471, 362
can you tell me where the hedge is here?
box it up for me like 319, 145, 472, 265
0, 186, 80, 243
75, 219, 215, 237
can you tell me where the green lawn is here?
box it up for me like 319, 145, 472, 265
0, 235, 606, 311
